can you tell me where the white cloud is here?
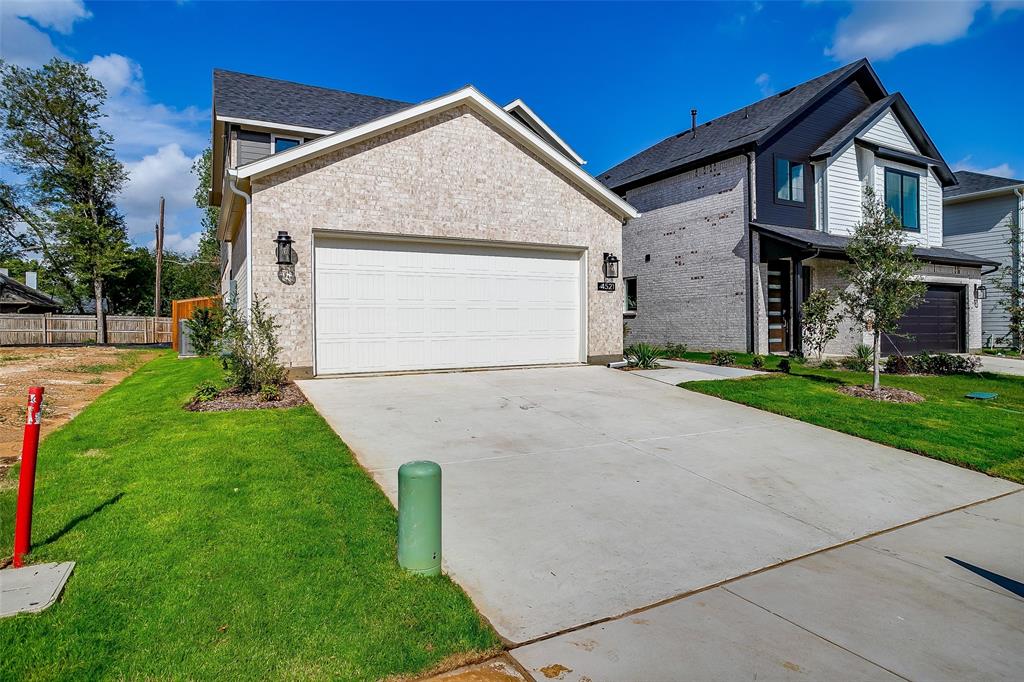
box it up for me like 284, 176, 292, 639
755, 73, 775, 97
0, 0, 91, 66
120, 144, 204, 255
953, 155, 1017, 178
827, 1, 982, 62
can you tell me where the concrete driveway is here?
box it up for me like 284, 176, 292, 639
977, 354, 1024, 377
298, 366, 1019, 645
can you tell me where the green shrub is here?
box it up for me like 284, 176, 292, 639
710, 350, 735, 366
819, 358, 838, 370
886, 352, 981, 376
222, 295, 287, 393
624, 342, 663, 369
841, 343, 873, 371
186, 306, 225, 357
191, 380, 220, 403
751, 354, 765, 369
663, 342, 688, 359
258, 383, 283, 402
778, 358, 792, 373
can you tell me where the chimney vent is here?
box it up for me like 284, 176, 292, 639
0, 268, 8, 277
26, 271, 38, 289
691, 109, 698, 138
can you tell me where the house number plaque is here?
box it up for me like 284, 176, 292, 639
597, 281, 616, 291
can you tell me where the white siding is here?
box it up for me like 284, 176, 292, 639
825, 143, 863, 234
944, 194, 1019, 345
871, 161, 943, 247
860, 110, 916, 152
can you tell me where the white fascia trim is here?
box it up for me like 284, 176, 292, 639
216, 115, 335, 136
503, 98, 586, 165
235, 86, 638, 220
943, 184, 1024, 205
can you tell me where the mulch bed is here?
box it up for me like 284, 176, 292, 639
185, 382, 307, 412
837, 385, 924, 404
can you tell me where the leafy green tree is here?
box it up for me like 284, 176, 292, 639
991, 218, 1022, 353
801, 288, 843, 360
840, 188, 927, 392
192, 147, 221, 295
0, 58, 130, 338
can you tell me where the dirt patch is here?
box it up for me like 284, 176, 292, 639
0, 346, 158, 480
184, 382, 307, 412
837, 385, 924, 403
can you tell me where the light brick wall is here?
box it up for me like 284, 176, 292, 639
247, 105, 624, 371
621, 155, 751, 351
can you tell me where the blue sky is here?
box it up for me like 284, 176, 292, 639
2, 1, 1022, 253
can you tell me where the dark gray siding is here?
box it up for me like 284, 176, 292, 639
755, 79, 873, 229
236, 129, 272, 166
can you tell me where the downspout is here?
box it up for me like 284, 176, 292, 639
227, 169, 252, 322
746, 150, 756, 353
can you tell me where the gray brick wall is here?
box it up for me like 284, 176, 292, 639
622, 155, 751, 351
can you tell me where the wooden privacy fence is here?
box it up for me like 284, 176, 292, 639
170, 296, 221, 351
0, 314, 172, 346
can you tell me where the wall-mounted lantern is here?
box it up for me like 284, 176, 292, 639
975, 284, 987, 301
274, 231, 294, 266
603, 252, 620, 279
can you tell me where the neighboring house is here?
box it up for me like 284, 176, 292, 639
943, 170, 1023, 348
211, 70, 636, 376
0, 271, 61, 314
601, 59, 994, 356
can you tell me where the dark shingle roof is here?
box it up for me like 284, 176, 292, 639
600, 60, 871, 191
213, 70, 413, 132
945, 170, 1024, 199
751, 222, 999, 267
811, 95, 896, 159
0, 273, 61, 309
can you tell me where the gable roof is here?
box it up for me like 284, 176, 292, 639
944, 170, 1024, 200
225, 85, 638, 224
503, 99, 586, 165
0, 273, 61, 309
213, 69, 413, 133
600, 59, 882, 191
810, 92, 955, 186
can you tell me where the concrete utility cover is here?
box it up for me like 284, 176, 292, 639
299, 366, 1020, 643
0, 561, 75, 617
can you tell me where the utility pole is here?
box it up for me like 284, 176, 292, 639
154, 196, 165, 319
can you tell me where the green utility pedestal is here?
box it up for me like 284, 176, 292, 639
397, 460, 442, 576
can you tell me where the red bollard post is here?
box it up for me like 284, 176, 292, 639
13, 386, 44, 568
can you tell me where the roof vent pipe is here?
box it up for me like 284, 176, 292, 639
25, 271, 37, 289
691, 109, 698, 138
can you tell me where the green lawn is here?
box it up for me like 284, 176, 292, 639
0, 352, 498, 680
679, 354, 1024, 483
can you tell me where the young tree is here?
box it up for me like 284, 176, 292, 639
0, 58, 130, 340
192, 147, 221, 296
840, 188, 927, 392
991, 218, 1022, 353
802, 288, 843, 360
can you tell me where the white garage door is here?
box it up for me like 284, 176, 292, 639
314, 237, 583, 374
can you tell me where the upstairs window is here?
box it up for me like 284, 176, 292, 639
624, 277, 637, 312
775, 157, 804, 204
884, 168, 920, 231
272, 135, 301, 154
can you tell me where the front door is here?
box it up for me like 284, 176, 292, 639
767, 261, 790, 354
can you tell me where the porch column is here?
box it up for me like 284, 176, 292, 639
791, 257, 803, 355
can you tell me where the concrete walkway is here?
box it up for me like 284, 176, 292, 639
298, 366, 1019, 645
629, 358, 765, 384
976, 354, 1024, 377
513, 490, 1024, 681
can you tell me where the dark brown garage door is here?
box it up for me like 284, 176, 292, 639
882, 284, 964, 355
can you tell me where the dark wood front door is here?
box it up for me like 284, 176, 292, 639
767, 261, 790, 353
881, 284, 965, 355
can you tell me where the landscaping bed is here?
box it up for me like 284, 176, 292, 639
680, 361, 1024, 483
185, 381, 307, 412
0, 351, 498, 680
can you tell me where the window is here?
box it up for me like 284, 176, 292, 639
624, 277, 637, 312
774, 157, 805, 204
272, 135, 301, 154
884, 168, 920, 231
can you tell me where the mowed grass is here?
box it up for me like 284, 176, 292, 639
0, 352, 498, 680
680, 354, 1024, 482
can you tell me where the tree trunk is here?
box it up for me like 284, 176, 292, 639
872, 330, 881, 392
94, 276, 106, 345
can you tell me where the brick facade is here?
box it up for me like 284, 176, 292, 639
247, 106, 624, 372
621, 154, 752, 351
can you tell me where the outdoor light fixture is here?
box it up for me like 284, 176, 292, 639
274, 231, 294, 266
603, 252, 620, 279
976, 284, 987, 301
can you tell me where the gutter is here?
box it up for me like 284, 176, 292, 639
746, 151, 756, 354
226, 169, 252, 321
